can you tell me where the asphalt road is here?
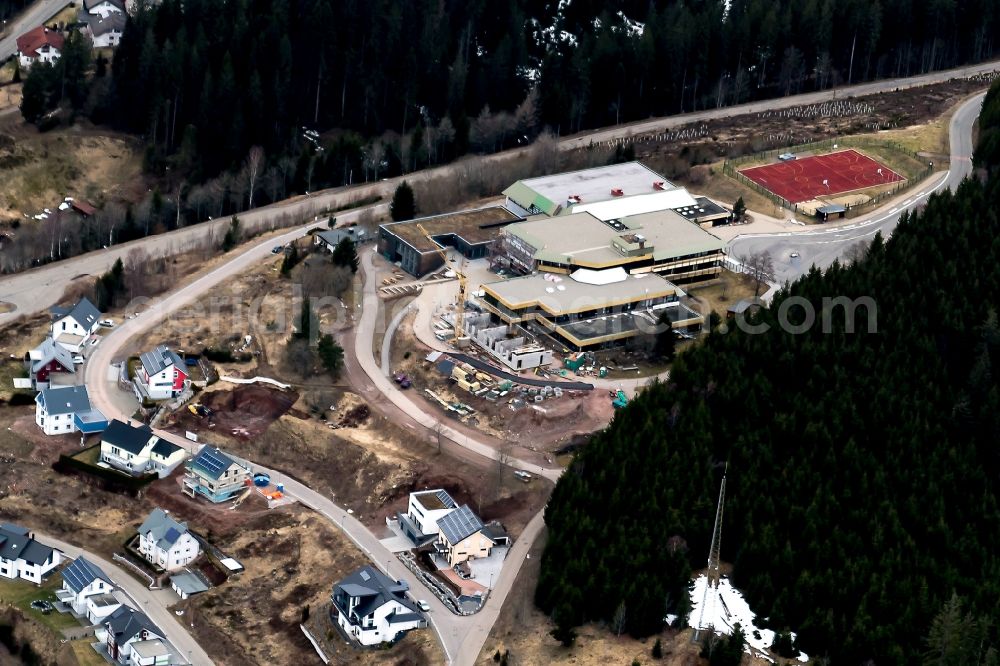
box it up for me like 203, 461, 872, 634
2, 60, 999, 322
0, 0, 66, 59
728, 91, 984, 282
34, 532, 212, 665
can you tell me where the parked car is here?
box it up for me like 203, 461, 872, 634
416, 600, 431, 612
271, 245, 284, 254
99, 319, 115, 328
72, 355, 85, 365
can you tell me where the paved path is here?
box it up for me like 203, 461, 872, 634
380, 300, 415, 376
34, 532, 212, 666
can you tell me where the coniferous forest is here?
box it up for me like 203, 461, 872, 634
536, 81, 1000, 665
66, 0, 1000, 190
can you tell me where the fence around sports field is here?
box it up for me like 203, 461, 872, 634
722, 136, 936, 220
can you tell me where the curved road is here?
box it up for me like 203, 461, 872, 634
728, 92, 984, 282
33, 532, 212, 666
2, 61, 999, 321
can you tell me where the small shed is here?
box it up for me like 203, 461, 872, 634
816, 203, 847, 222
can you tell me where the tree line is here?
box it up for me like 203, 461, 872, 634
22, 0, 1000, 193
536, 80, 1000, 664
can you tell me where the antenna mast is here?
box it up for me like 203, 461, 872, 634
694, 467, 727, 641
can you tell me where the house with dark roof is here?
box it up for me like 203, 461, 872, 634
331, 565, 425, 646
0, 523, 62, 584
314, 226, 368, 253
100, 419, 187, 477
134, 345, 189, 401
50, 297, 102, 353
34, 384, 108, 436
25, 337, 75, 389
56, 556, 115, 617
16, 26, 64, 69
182, 446, 250, 503
97, 605, 170, 666
136, 508, 200, 572
434, 504, 494, 566
399, 489, 457, 545
78, 10, 125, 48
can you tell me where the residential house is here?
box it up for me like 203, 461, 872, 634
50, 297, 101, 353
86, 593, 123, 626
314, 226, 366, 253
182, 446, 250, 503
135, 345, 188, 401
78, 11, 125, 48
26, 337, 75, 389
331, 565, 425, 646
97, 605, 170, 666
398, 489, 457, 545
0, 523, 62, 584
100, 420, 186, 477
435, 504, 494, 567
56, 556, 114, 617
81, 0, 124, 18
136, 508, 200, 572
16, 26, 64, 69
35, 384, 108, 436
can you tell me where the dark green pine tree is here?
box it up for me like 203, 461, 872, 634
331, 237, 358, 272
390, 181, 416, 222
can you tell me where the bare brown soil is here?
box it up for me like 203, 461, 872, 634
166, 383, 301, 440
172, 507, 444, 666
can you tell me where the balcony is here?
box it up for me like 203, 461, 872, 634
101, 451, 148, 476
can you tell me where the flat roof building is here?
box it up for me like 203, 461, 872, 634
500, 209, 725, 284
503, 162, 680, 216
480, 269, 703, 351
378, 206, 521, 277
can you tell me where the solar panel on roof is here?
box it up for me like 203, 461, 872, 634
164, 527, 181, 543
360, 570, 370, 581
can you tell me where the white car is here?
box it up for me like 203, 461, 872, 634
99, 319, 115, 328
72, 355, 85, 365
790, 252, 800, 259
416, 600, 431, 612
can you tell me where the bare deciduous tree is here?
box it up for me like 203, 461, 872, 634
243, 146, 265, 209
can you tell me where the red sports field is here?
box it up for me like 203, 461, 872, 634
738, 149, 904, 203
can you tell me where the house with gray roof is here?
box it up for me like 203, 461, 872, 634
136, 508, 200, 572
135, 345, 189, 401
434, 505, 494, 566
34, 384, 107, 436
56, 556, 114, 616
97, 605, 170, 666
314, 225, 368, 253
0, 523, 62, 584
182, 446, 250, 503
78, 10, 125, 48
100, 419, 187, 477
50, 297, 101, 352
25, 336, 75, 389
331, 565, 425, 646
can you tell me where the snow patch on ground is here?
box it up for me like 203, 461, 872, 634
688, 574, 809, 663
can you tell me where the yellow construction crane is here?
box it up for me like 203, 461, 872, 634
415, 223, 468, 339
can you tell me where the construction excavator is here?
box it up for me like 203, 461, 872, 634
415, 222, 468, 341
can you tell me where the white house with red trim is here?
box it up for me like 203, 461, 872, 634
16, 26, 64, 69
134, 346, 188, 401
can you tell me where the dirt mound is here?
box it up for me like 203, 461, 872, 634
338, 404, 370, 427
181, 384, 299, 440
